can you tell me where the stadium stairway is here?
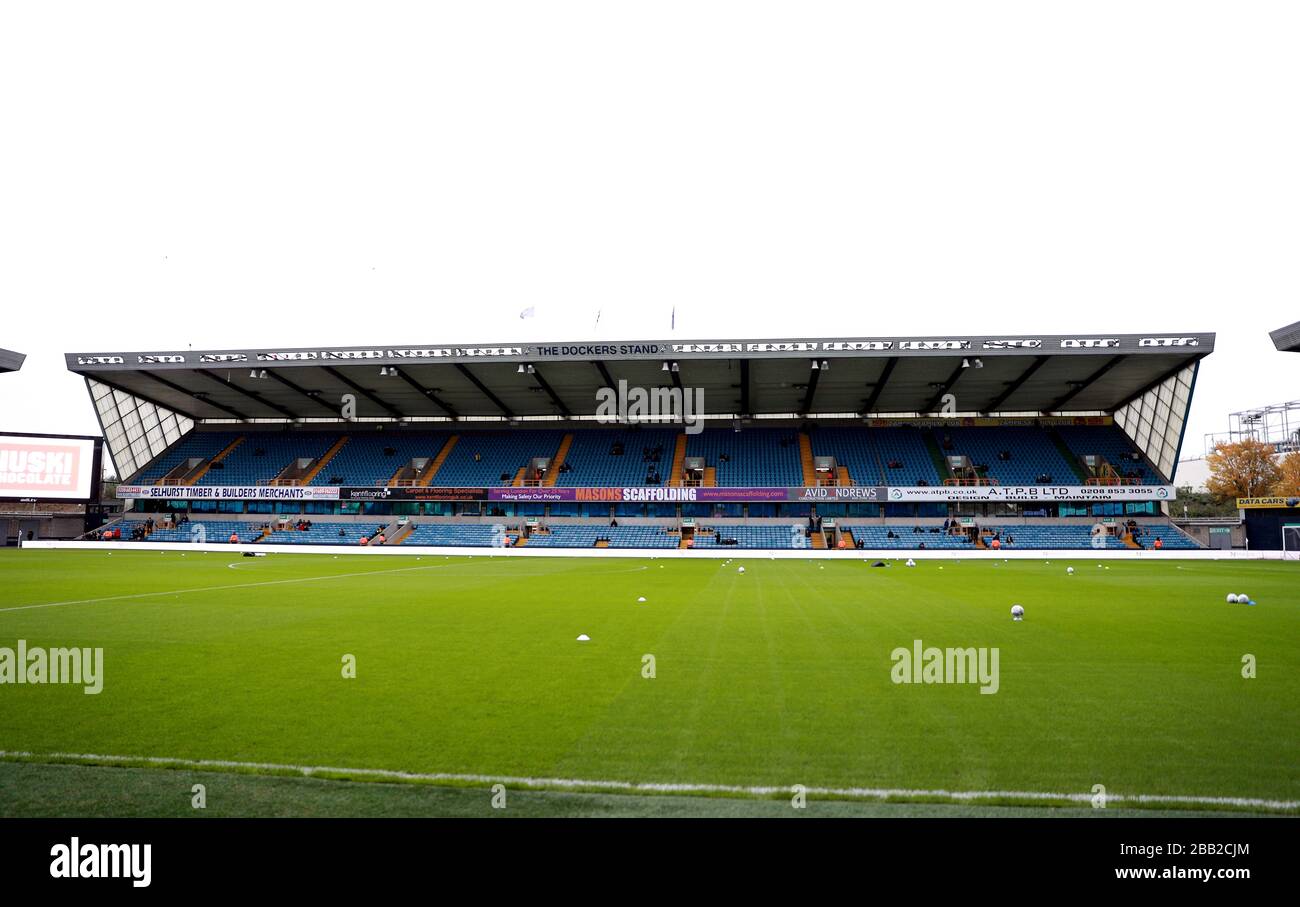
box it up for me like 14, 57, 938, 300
703, 466, 717, 486
924, 434, 952, 483
294, 435, 349, 486
165, 436, 245, 485
1047, 429, 1089, 483
836, 465, 852, 486
542, 434, 574, 487
669, 434, 688, 487
799, 433, 817, 485
511, 467, 526, 487
416, 435, 459, 486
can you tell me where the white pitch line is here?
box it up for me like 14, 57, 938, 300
1, 751, 1294, 812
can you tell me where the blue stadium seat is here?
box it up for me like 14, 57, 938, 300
684, 428, 803, 487
552, 429, 677, 486
308, 433, 450, 486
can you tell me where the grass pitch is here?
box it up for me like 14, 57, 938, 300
0, 549, 1296, 817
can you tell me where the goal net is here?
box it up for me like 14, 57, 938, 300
1283, 525, 1300, 561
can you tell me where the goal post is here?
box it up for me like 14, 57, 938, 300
1282, 525, 1300, 560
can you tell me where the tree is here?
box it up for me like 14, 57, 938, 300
1205, 439, 1281, 500
1272, 450, 1300, 498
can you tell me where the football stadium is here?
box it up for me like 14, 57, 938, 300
2, 330, 1296, 819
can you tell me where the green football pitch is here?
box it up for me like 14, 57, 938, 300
0, 548, 1295, 817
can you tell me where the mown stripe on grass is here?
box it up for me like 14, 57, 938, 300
0, 559, 653, 614
0, 563, 454, 613
1, 751, 1294, 813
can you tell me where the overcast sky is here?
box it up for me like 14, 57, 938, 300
1, 2, 1295, 468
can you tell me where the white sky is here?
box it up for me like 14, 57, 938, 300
1, 2, 1296, 466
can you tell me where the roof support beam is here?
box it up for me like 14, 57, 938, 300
321, 367, 406, 420
529, 365, 571, 417
668, 364, 684, 393
391, 368, 458, 419
195, 369, 299, 420
983, 356, 1050, 414
138, 371, 245, 421
593, 361, 616, 390
861, 357, 898, 415
455, 364, 513, 418
1045, 355, 1125, 412
799, 363, 822, 416
921, 362, 967, 414
260, 369, 346, 418
739, 359, 751, 416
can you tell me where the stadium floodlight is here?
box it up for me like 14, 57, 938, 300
820, 360, 829, 371
973, 358, 983, 368
249, 369, 268, 379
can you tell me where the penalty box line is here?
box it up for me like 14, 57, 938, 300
0, 750, 1295, 813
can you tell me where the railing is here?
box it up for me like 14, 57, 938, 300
942, 477, 1000, 486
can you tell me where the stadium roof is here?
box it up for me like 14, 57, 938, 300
0, 349, 24, 373
1270, 321, 1300, 353
66, 331, 1213, 423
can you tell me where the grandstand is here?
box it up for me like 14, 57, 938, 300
67, 331, 1211, 553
